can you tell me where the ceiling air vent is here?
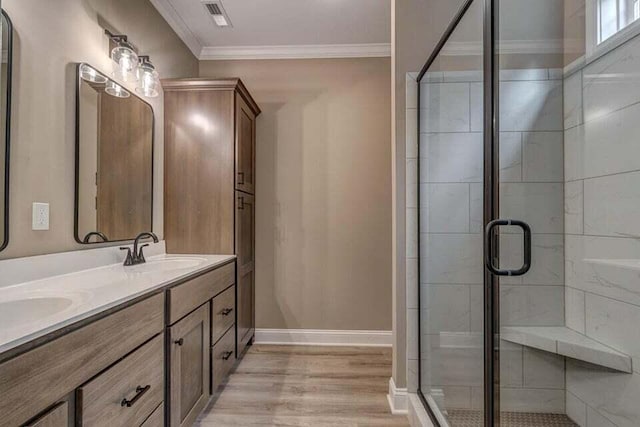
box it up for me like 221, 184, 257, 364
202, 1, 232, 28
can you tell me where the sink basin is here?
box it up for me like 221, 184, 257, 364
126, 257, 207, 274
0, 297, 74, 328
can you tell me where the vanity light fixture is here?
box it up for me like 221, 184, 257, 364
105, 80, 130, 98
79, 63, 108, 84
105, 30, 138, 82
135, 56, 160, 98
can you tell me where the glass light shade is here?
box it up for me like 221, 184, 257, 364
79, 64, 107, 84
105, 80, 130, 98
135, 62, 159, 98
111, 43, 138, 82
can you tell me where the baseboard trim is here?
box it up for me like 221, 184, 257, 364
254, 329, 392, 347
387, 378, 409, 415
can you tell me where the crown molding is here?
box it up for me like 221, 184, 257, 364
199, 43, 392, 60
149, 0, 203, 57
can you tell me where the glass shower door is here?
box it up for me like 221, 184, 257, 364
417, 1, 486, 425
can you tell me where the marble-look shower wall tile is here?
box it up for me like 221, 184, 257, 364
425, 184, 470, 233
407, 308, 419, 359
584, 170, 640, 237
500, 132, 523, 182
501, 340, 524, 387
564, 70, 583, 129
566, 286, 586, 334
425, 335, 483, 387
438, 386, 472, 410
586, 293, 640, 373
443, 70, 483, 83
567, 359, 640, 427
420, 82, 470, 133
470, 82, 483, 132
406, 207, 418, 258
566, 391, 587, 427
565, 234, 640, 306
469, 183, 483, 233
495, 233, 564, 286
574, 102, 640, 179
422, 284, 471, 333
500, 388, 565, 413
420, 234, 483, 284
523, 348, 565, 389
565, 180, 584, 234
586, 407, 617, 427
421, 133, 483, 183
500, 183, 564, 234
583, 34, 640, 123
500, 285, 565, 326
500, 69, 549, 81
499, 80, 563, 132
522, 131, 564, 182
564, 124, 585, 181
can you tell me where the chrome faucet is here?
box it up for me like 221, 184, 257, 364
120, 232, 159, 266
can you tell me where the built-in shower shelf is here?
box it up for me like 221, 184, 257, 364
501, 326, 632, 373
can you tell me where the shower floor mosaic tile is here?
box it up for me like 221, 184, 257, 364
447, 410, 578, 427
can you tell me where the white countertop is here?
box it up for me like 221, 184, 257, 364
0, 253, 235, 356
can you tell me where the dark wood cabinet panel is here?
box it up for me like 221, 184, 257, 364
235, 94, 256, 195
235, 192, 255, 355
168, 304, 211, 427
163, 89, 235, 255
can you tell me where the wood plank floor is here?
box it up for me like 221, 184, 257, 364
196, 345, 410, 426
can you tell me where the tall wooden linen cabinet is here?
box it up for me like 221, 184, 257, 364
163, 79, 260, 357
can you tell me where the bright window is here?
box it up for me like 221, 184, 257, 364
598, 0, 640, 43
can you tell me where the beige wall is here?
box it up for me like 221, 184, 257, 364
200, 58, 392, 331
0, 0, 197, 259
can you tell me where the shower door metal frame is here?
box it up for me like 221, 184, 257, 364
415, 0, 500, 425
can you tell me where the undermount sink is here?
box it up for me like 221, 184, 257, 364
0, 297, 74, 328
126, 257, 207, 274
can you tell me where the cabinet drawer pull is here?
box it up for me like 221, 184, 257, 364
222, 351, 233, 360
238, 196, 245, 210
221, 308, 233, 316
121, 385, 151, 408
238, 171, 245, 185
174, 338, 184, 346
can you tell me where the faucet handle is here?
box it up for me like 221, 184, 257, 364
137, 244, 149, 263
120, 247, 134, 266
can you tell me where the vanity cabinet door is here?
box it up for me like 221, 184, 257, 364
236, 192, 255, 354
25, 402, 68, 427
235, 93, 256, 195
168, 304, 211, 427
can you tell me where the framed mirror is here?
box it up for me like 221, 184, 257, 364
0, 11, 14, 253
74, 63, 154, 244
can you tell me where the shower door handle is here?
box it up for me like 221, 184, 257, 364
485, 219, 531, 276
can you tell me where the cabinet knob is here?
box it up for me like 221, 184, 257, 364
221, 308, 233, 316
222, 351, 234, 360
174, 338, 184, 346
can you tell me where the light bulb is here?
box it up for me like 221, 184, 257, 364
135, 58, 160, 98
79, 63, 107, 84
111, 43, 138, 82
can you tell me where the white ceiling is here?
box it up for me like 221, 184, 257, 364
150, 0, 391, 60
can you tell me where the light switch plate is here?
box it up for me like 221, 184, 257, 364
32, 202, 49, 230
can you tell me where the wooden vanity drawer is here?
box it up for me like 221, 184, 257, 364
168, 262, 235, 324
211, 285, 235, 345
25, 401, 68, 427
77, 334, 164, 426
141, 403, 164, 427
211, 326, 235, 392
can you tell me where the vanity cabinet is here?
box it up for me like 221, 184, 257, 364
0, 260, 238, 427
168, 304, 211, 427
163, 78, 260, 358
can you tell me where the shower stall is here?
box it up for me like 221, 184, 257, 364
409, 0, 640, 426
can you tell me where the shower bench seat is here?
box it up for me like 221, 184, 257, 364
501, 326, 632, 373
